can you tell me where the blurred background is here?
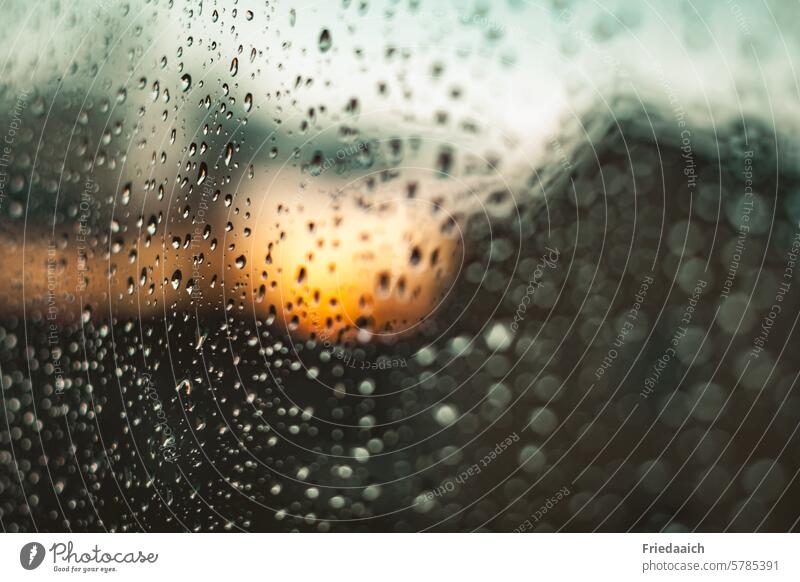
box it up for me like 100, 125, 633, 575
1, 0, 800, 532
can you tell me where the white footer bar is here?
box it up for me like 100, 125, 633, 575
1, 533, 797, 581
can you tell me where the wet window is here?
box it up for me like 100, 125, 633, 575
1, 0, 799, 534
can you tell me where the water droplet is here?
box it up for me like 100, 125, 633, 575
195, 329, 207, 351
176, 379, 192, 395
319, 29, 332, 52
120, 182, 131, 206
410, 246, 422, 266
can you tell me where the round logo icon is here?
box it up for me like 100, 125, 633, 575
20, 542, 46, 570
